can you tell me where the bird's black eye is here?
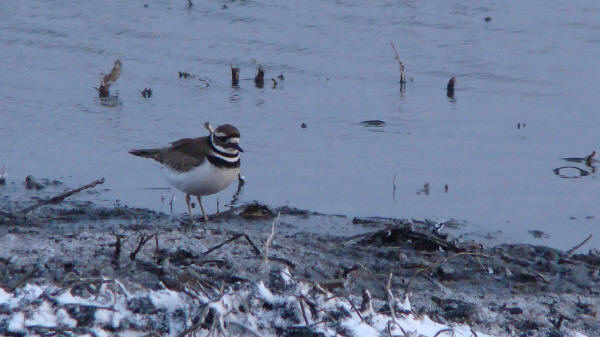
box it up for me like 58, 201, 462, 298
216, 136, 227, 143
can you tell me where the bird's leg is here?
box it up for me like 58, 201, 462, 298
185, 193, 193, 220
196, 195, 209, 222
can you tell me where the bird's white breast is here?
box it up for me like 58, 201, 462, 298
161, 161, 239, 196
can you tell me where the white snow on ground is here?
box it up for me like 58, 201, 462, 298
0, 271, 590, 337
7, 311, 25, 333
149, 288, 185, 313
0, 287, 12, 303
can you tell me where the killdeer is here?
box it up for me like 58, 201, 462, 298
102, 60, 122, 86
129, 122, 243, 222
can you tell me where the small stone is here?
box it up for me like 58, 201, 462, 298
128, 296, 158, 314
66, 304, 96, 327
508, 307, 523, 315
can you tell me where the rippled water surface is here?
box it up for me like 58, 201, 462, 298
1, 1, 600, 249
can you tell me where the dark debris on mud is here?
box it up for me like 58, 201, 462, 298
0, 181, 599, 337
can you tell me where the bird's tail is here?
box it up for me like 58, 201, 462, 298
129, 148, 160, 159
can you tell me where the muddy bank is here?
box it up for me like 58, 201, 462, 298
0, 181, 598, 336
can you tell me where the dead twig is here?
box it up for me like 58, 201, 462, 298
434, 328, 455, 337
21, 178, 105, 213
392, 172, 397, 204
297, 296, 309, 326
360, 289, 373, 314
263, 212, 280, 265
390, 41, 406, 84
130, 233, 157, 261
386, 273, 400, 322
388, 320, 409, 337
268, 256, 296, 270
178, 71, 210, 88
202, 233, 261, 256
347, 296, 365, 323
566, 234, 593, 256
112, 235, 122, 268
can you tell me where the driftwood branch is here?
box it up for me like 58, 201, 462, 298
566, 234, 592, 256
21, 178, 105, 214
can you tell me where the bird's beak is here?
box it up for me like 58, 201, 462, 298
232, 143, 244, 152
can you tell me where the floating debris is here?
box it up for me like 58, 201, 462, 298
25, 175, 45, 190
141, 88, 152, 98
447, 76, 456, 98
562, 150, 596, 168
254, 64, 265, 88
231, 66, 240, 86
417, 182, 430, 195
178, 71, 210, 88
301, 122, 307, 129
485, 16, 492, 22
585, 150, 596, 167
360, 120, 386, 127
528, 230, 548, 239
222, 4, 228, 9
239, 202, 275, 219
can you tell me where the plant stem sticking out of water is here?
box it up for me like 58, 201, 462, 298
447, 77, 456, 99
231, 66, 240, 87
255, 64, 265, 88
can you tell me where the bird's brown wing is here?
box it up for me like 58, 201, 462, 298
158, 136, 209, 172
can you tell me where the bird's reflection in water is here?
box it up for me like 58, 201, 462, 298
555, 151, 597, 178
227, 174, 245, 208
99, 94, 122, 108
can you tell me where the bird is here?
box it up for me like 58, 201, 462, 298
102, 60, 122, 86
129, 122, 243, 222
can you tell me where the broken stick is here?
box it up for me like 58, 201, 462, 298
390, 41, 406, 85
566, 234, 593, 256
130, 233, 157, 261
21, 178, 105, 214
202, 233, 262, 256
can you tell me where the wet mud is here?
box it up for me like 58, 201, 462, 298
0, 181, 598, 336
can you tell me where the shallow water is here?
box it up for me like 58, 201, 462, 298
1, 0, 599, 250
